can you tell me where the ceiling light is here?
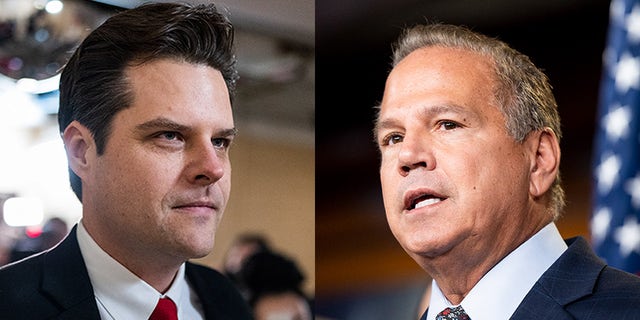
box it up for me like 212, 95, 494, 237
3, 196, 44, 227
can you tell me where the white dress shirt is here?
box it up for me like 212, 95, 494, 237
77, 221, 204, 319
426, 222, 568, 320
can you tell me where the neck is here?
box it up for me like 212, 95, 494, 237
116, 253, 181, 294
419, 218, 551, 305
81, 219, 183, 293
426, 254, 496, 304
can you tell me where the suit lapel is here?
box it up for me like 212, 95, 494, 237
511, 237, 605, 319
186, 262, 254, 320
41, 226, 101, 319
185, 262, 219, 319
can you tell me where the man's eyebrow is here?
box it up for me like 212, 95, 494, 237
418, 103, 471, 118
374, 117, 400, 139
135, 117, 238, 137
218, 128, 238, 137
135, 117, 191, 132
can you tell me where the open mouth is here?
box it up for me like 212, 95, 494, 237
405, 192, 447, 210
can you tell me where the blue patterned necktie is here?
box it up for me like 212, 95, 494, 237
436, 306, 470, 320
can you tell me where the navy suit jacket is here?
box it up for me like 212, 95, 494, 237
0, 226, 253, 320
421, 237, 640, 319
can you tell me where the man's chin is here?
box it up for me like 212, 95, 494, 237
177, 239, 216, 260
401, 234, 454, 260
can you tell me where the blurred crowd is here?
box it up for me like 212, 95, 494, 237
0, 217, 69, 267
223, 233, 313, 320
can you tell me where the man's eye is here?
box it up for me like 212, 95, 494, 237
212, 138, 231, 149
382, 133, 403, 146
159, 131, 179, 140
438, 121, 460, 130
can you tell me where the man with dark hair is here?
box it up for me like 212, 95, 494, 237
0, 3, 252, 319
240, 251, 312, 320
223, 233, 272, 286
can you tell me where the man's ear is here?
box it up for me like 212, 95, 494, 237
62, 121, 95, 180
528, 128, 561, 198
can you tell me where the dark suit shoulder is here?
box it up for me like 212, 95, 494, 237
0, 251, 45, 300
0, 252, 65, 319
514, 237, 640, 320
567, 265, 640, 316
563, 240, 640, 318
597, 265, 640, 293
186, 261, 253, 320
0, 227, 99, 319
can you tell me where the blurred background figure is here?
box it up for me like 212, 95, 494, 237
240, 250, 313, 320
39, 216, 68, 250
9, 217, 68, 263
223, 232, 272, 291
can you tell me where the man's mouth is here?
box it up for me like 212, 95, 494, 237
172, 200, 218, 211
414, 196, 443, 209
405, 191, 447, 210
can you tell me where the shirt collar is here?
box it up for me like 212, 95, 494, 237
426, 222, 567, 320
77, 221, 187, 319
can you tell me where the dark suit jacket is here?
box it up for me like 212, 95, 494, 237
421, 237, 640, 320
0, 226, 253, 320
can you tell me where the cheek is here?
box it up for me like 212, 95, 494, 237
379, 152, 397, 184
379, 164, 397, 206
449, 140, 514, 186
219, 174, 232, 202
110, 152, 180, 198
453, 144, 529, 215
219, 161, 232, 192
441, 147, 482, 189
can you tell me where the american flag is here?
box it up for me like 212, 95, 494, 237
591, 0, 640, 276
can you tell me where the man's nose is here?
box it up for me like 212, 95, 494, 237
188, 141, 226, 185
397, 134, 436, 176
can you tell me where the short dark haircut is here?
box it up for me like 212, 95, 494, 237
239, 250, 308, 308
58, 2, 238, 202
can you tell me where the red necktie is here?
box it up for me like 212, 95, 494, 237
149, 297, 178, 320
